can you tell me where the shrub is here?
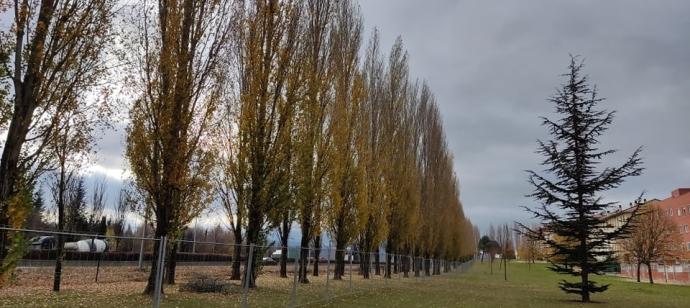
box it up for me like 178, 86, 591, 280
180, 274, 230, 293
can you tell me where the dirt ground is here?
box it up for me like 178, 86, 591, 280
0, 262, 389, 307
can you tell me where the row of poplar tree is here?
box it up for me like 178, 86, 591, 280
0, 0, 477, 292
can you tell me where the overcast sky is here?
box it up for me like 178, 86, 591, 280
357, 0, 690, 233
80, 1, 690, 235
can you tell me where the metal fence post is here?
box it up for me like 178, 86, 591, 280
384, 251, 388, 285
427, 258, 430, 279
409, 255, 414, 281
432, 258, 435, 276
94, 235, 102, 282
414, 256, 418, 282
153, 236, 167, 308
369, 252, 373, 279
139, 223, 146, 270
414, 257, 424, 280
306, 246, 312, 277
242, 243, 254, 308
349, 249, 353, 291
663, 262, 668, 283
670, 262, 675, 281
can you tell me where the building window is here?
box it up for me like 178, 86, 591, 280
678, 208, 682, 216
685, 225, 689, 233
687, 242, 690, 251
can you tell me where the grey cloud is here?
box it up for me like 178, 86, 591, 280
72, 0, 690, 233
359, 0, 690, 232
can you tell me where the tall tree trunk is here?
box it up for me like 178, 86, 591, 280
279, 217, 290, 278
53, 234, 64, 292
425, 257, 431, 276
504, 257, 507, 281
581, 266, 590, 302
333, 234, 347, 280
52, 164, 66, 292
298, 233, 311, 283
360, 250, 370, 279
394, 254, 399, 274
403, 255, 409, 278
636, 262, 641, 282
166, 241, 178, 284
231, 241, 242, 280
359, 234, 375, 279
334, 245, 345, 280
647, 262, 654, 284
414, 256, 420, 277
312, 235, 321, 276
375, 251, 381, 275
0, 231, 5, 261
279, 244, 289, 278
242, 209, 261, 289
143, 217, 168, 295
385, 252, 392, 278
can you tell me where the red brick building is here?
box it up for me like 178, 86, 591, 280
656, 188, 690, 251
619, 188, 690, 283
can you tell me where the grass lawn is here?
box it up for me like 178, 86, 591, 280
1, 262, 688, 307
319, 261, 690, 308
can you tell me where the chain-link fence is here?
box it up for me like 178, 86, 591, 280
0, 226, 474, 307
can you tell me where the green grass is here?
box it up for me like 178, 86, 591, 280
318, 262, 690, 308
1, 262, 688, 307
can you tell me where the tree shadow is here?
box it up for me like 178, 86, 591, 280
554, 299, 607, 305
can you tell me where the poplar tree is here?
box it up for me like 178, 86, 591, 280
292, 0, 334, 283
519, 56, 643, 302
231, 0, 301, 288
417, 84, 445, 276
358, 30, 388, 278
124, 0, 231, 294
325, 0, 366, 280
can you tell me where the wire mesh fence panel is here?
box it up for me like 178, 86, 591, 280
171, 239, 253, 307
244, 242, 294, 307
1, 226, 474, 307
0, 226, 160, 307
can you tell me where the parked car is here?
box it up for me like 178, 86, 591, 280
270, 249, 282, 260
29, 236, 57, 250
262, 257, 278, 265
